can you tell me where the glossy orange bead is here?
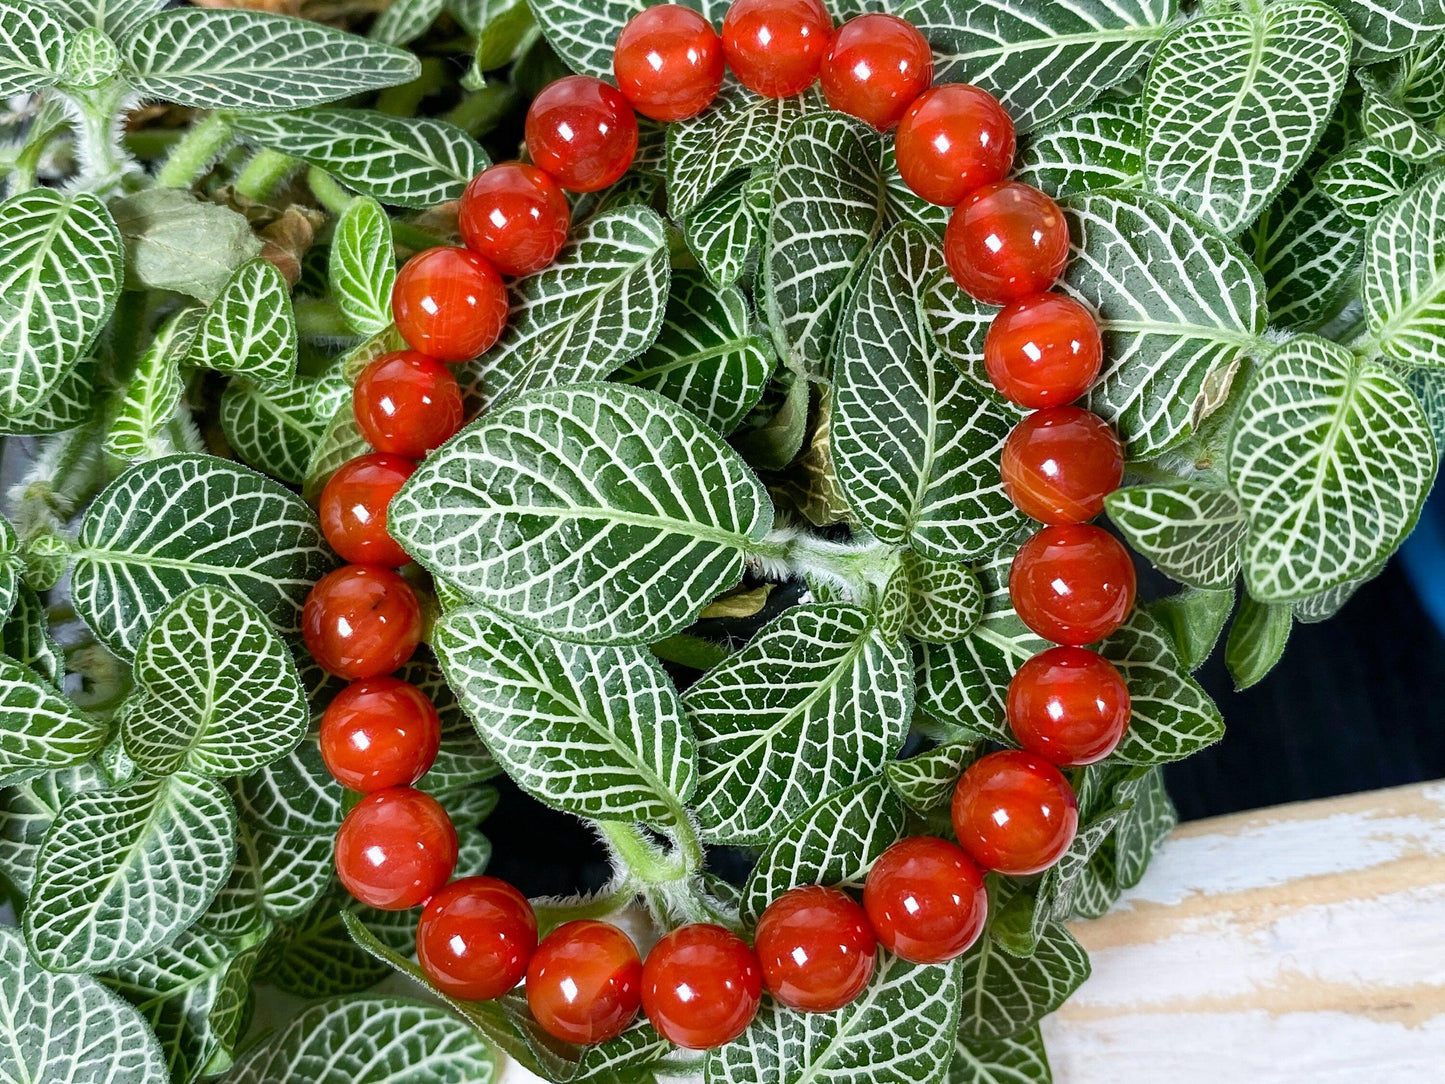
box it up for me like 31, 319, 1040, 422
641, 924, 762, 1049
302, 565, 423, 680
951, 750, 1078, 876
458, 163, 571, 277
944, 181, 1070, 305
819, 14, 933, 130
527, 921, 643, 1044
862, 836, 988, 964
721, 0, 833, 99
754, 886, 875, 1012
895, 83, 1016, 206
1008, 523, 1137, 646
1007, 646, 1131, 766
526, 76, 639, 192
334, 787, 457, 909
417, 877, 538, 1000
353, 351, 464, 459
391, 247, 508, 362
318, 453, 415, 567
319, 676, 442, 792
614, 4, 724, 121
1000, 407, 1124, 525
983, 293, 1104, 408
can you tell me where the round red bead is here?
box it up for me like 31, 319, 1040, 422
754, 886, 875, 1013
721, 0, 833, 99
391, 247, 508, 363
1008, 646, 1131, 766
1008, 523, 1137, 646
614, 4, 724, 121
318, 453, 415, 568
527, 921, 643, 1044
895, 83, 1016, 206
1000, 407, 1125, 525
983, 293, 1104, 409
458, 163, 571, 277
302, 565, 423, 680
951, 750, 1078, 876
944, 181, 1070, 305
862, 836, 988, 964
417, 876, 538, 1001
526, 75, 639, 192
319, 676, 442, 792
334, 787, 457, 910
819, 14, 933, 130
641, 924, 762, 1049
353, 351, 464, 459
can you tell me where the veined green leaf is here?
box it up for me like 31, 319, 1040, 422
0, 189, 122, 418
369, 0, 446, 45
951, 1026, 1052, 1084
528, 0, 723, 79
122, 9, 420, 111
201, 820, 333, 936
1013, 96, 1144, 199
1317, 142, 1424, 226
1145, 585, 1235, 672
902, 551, 984, 645
106, 306, 202, 464
1247, 171, 1363, 331
0, 356, 101, 436
1112, 767, 1176, 890
0, 0, 68, 95
221, 377, 327, 486
466, 0, 538, 69
396, 656, 501, 795
1361, 90, 1445, 162
1363, 170, 1445, 370
25, 772, 236, 973
0, 926, 165, 1081
331, 197, 396, 336
111, 189, 262, 303
50, 0, 165, 38
958, 924, 1089, 1042
0, 764, 106, 901
2, 583, 64, 686
1102, 611, 1224, 765
263, 887, 417, 998
0, 653, 107, 787
681, 173, 758, 289
233, 735, 344, 838
303, 402, 372, 504
1358, 37, 1445, 119
1225, 595, 1293, 690
189, 259, 298, 386
687, 603, 912, 846
391, 384, 772, 645
885, 741, 979, 814
72, 454, 335, 656
1321, 0, 1445, 61
0, 514, 20, 623
1105, 483, 1246, 589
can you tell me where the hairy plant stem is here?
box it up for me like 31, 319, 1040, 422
154, 112, 233, 189
751, 527, 902, 603
233, 149, 298, 203
600, 816, 703, 887
56, 81, 135, 195
307, 166, 355, 215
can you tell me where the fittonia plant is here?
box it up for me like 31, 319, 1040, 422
0, 0, 1440, 1079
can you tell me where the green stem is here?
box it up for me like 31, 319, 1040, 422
443, 84, 518, 137
154, 112, 232, 189
531, 883, 636, 936
752, 527, 900, 599
233, 149, 297, 203
57, 80, 134, 194
294, 297, 356, 340
390, 219, 448, 254
599, 819, 702, 886
307, 166, 355, 215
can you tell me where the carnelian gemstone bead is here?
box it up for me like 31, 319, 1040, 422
983, 293, 1103, 408
1000, 407, 1124, 525
614, 4, 724, 121
527, 921, 643, 1044
754, 886, 876, 1013
862, 836, 988, 964
1008, 524, 1136, 646
526, 76, 639, 192
318, 453, 415, 568
944, 181, 1070, 305
319, 676, 442, 792
722, 0, 833, 99
951, 750, 1078, 876
458, 163, 571, 277
641, 924, 762, 1049
302, 565, 423, 679
334, 787, 457, 910
391, 247, 508, 363
895, 84, 1016, 206
417, 877, 538, 1001
353, 351, 464, 459
1007, 646, 1131, 766
819, 14, 933, 130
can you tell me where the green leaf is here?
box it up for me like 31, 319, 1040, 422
951, 1026, 1052, 1084
303, 402, 372, 504
1320, 0, 1445, 61
688, 603, 912, 845
233, 735, 344, 838
433, 607, 694, 827
833, 225, 1025, 562
188, 258, 297, 386
1363, 170, 1445, 369
614, 270, 772, 437
709, 953, 961, 1084
1141, 1, 1350, 235
50, 0, 165, 38
681, 173, 758, 289
900, 0, 1175, 132
0, 652, 107, 787
1228, 336, 1437, 602
25, 772, 236, 973
0, 763, 105, 901
391, 384, 772, 645
111, 189, 263, 303
958, 924, 1089, 1042
233, 110, 485, 209
0, 0, 68, 96
0, 356, 100, 436
369, 0, 445, 46
2, 582, 64, 685
201, 820, 333, 936
1361, 90, 1445, 162
330, 197, 396, 336
264, 889, 416, 998
740, 777, 907, 925
119, 586, 308, 778
1105, 483, 1246, 589
1112, 767, 1177, 889
0, 926, 165, 1081
72, 454, 335, 656
527, 0, 721, 78
467, 0, 537, 69
0, 189, 122, 418
106, 306, 202, 464
902, 551, 984, 645
229, 996, 496, 1084
1102, 611, 1224, 765
122, 8, 420, 111
0, 514, 21, 623
1358, 36, 1445, 118
1317, 142, 1424, 226
1013, 96, 1144, 199
885, 741, 979, 814
1225, 595, 1293, 690
221, 377, 327, 485
1247, 172, 1364, 331
1145, 586, 1235, 671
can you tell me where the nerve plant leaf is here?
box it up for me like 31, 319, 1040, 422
1013, 96, 1144, 199
0, 652, 108, 787
189, 258, 298, 386
1105, 483, 1247, 589
957, 923, 1090, 1042
1362, 170, 1445, 371
0, 0, 69, 96
330, 197, 396, 336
